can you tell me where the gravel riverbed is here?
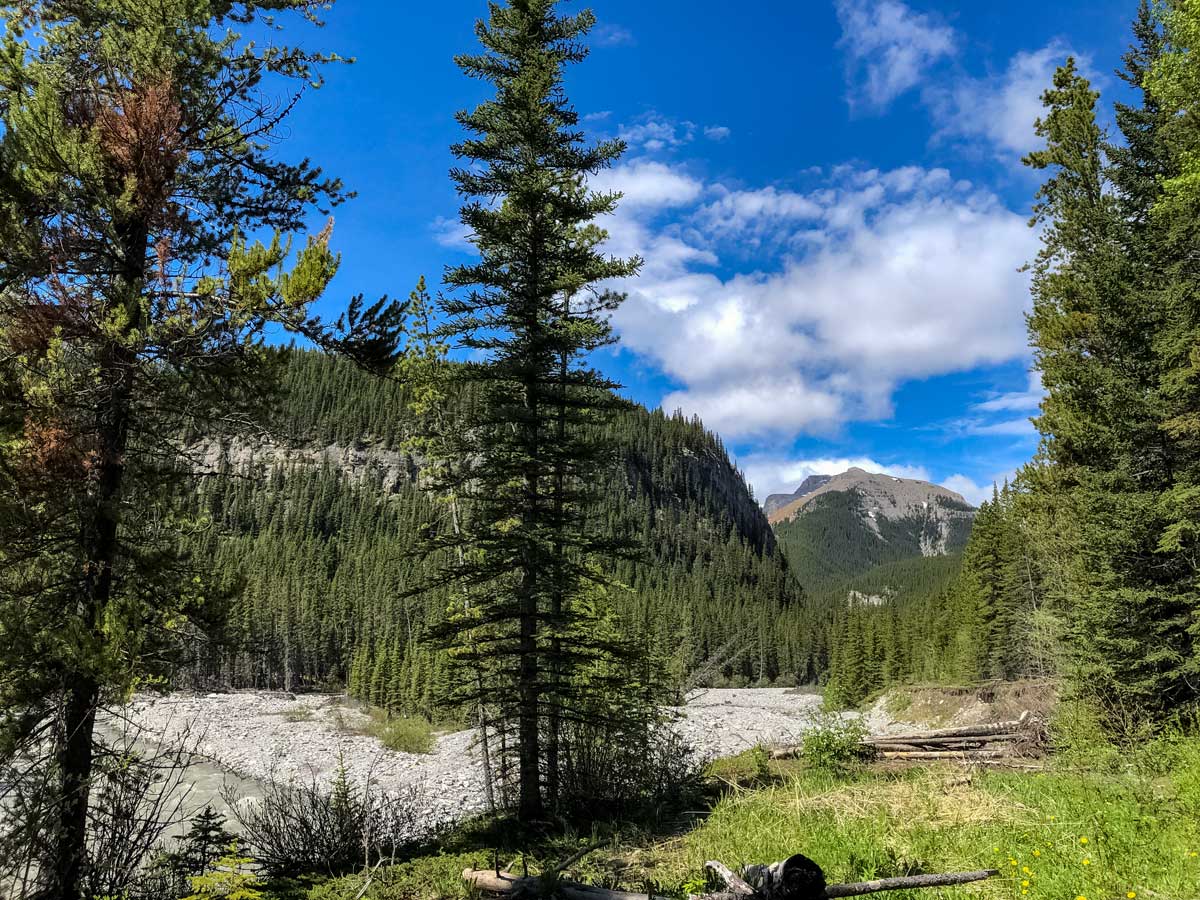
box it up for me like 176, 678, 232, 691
116, 688, 858, 832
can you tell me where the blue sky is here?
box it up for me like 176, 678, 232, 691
276, 0, 1139, 505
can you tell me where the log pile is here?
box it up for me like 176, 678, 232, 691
463, 853, 999, 900
771, 711, 1043, 763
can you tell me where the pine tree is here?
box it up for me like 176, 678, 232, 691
427, 0, 640, 820
0, 4, 400, 894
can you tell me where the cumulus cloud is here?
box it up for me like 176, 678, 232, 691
738, 454, 932, 502
704, 125, 732, 141
695, 186, 823, 245
926, 42, 1083, 157
596, 160, 1038, 439
835, 0, 956, 110
592, 160, 703, 209
618, 116, 696, 152
941, 474, 996, 507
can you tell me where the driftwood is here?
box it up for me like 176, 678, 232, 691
772, 711, 1037, 762
464, 854, 1000, 900
877, 749, 1012, 760
862, 712, 1030, 744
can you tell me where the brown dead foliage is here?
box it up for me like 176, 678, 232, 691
95, 78, 185, 213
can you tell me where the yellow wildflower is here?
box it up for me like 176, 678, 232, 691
1022, 880, 1030, 887
1127, 893, 1137, 898
1022, 867, 1031, 874
1080, 837, 1088, 845
1082, 858, 1091, 866
1033, 850, 1041, 857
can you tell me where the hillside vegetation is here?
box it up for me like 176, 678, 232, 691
177, 350, 823, 715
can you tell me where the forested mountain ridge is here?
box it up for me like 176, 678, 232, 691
769, 468, 975, 600
177, 350, 816, 712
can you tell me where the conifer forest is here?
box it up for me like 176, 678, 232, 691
1, 2, 1200, 900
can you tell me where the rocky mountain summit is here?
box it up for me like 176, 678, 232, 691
768, 467, 974, 542
762, 474, 833, 517
768, 468, 977, 600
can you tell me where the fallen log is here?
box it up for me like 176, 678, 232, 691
463, 869, 670, 900
863, 711, 1030, 744
822, 871, 1000, 898
870, 736, 1022, 753
878, 749, 1011, 760
465, 855, 1000, 900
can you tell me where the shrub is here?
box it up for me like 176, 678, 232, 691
225, 758, 424, 875
182, 842, 264, 900
800, 714, 873, 771
366, 713, 435, 755
556, 720, 704, 823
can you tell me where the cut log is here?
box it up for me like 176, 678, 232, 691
863, 711, 1030, 744
878, 750, 1010, 760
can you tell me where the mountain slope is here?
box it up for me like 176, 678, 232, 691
177, 350, 814, 710
770, 468, 975, 601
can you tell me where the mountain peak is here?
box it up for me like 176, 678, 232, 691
766, 467, 971, 526
762, 473, 833, 517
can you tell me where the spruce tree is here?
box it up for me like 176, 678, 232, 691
0, 3, 399, 895
1026, 50, 1195, 719
427, 0, 640, 820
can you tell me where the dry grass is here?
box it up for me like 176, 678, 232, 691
785, 773, 1028, 828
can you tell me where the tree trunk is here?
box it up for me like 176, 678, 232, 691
49, 678, 100, 900
518, 564, 542, 821
46, 217, 146, 900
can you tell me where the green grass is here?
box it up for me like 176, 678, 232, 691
364, 710, 435, 755
268, 737, 1200, 900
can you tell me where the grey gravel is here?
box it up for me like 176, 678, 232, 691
119, 688, 874, 831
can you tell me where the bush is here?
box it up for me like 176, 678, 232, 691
366, 713, 435, 755
225, 758, 424, 875
800, 714, 873, 771
181, 842, 264, 900
556, 720, 704, 823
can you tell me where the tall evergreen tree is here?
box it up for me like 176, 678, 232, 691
1025, 46, 1195, 720
0, 3, 399, 896
428, 0, 640, 821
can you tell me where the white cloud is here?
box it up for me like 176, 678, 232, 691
696, 186, 823, 245
592, 160, 703, 209
598, 161, 1038, 439
974, 371, 1044, 413
941, 474, 995, 507
835, 0, 956, 109
966, 417, 1037, 437
431, 215, 472, 250
593, 24, 634, 47
704, 125, 732, 141
618, 116, 696, 152
738, 454, 932, 502
926, 42, 1082, 157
